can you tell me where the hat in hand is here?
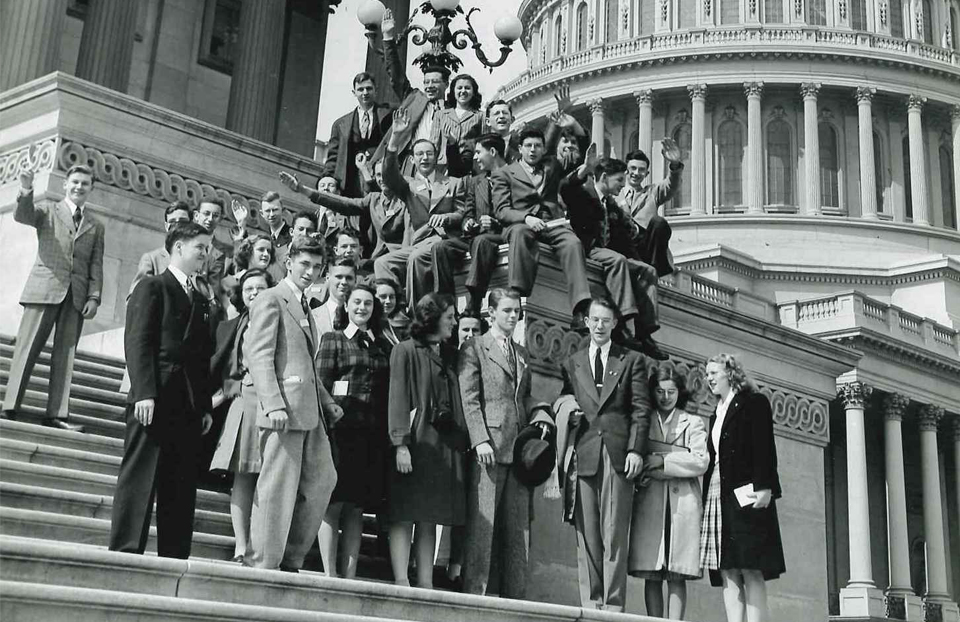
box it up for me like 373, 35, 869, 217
513, 423, 556, 488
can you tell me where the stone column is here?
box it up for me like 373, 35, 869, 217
0, 0, 67, 91
951, 105, 960, 230
226, 0, 287, 143
907, 95, 930, 225
883, 394, 924, 619
75, 0, 140, 93
838, 381, 885, 618
745, 82, 765, 214
917, 406, 953, 605
590, 98, 606, 154
689, 84, 708, 216
635, 89, 654, 157
801, 83, 822, 216
857, 87, 879, 220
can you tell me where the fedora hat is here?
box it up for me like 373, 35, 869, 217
513, 423, 556, 487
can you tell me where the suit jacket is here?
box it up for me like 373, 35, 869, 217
123, 269, 214, 417
382, 149, 466, 244
324, 104, 392, 198
461, 172, 503, 236
458, 332, 552, 464
210, 314, 247, 400
491, 159, 568, 225
310, 300, 340, 339
128, 247, 169, 299
243, 282, 338, 431
308, 190, 405, 259
559, 343, 651, 477
617, 163, 683, 229
15, 192, 104, 311
561, 176, 640, 256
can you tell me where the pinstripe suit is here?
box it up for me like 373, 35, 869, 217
3, 191, 104, 420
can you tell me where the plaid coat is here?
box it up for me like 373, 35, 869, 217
15, 192, 104, 310
316, 329, 391, 431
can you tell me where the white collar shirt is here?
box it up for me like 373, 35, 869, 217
587, 340, 612, 379
344, 322, 376, 343
168, 264, 194, 297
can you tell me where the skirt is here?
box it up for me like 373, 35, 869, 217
699, 466, 722, 571
330, 426, 386, 509
209, 383, 261, 474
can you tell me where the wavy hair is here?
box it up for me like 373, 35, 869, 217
234, 234, 275, 271
409, 293, 455, 341
445, 74, 482, 111
230, 268, 275, 312
333, 283, 383, 335
648, 364, 691, 410
707, 353, 755, 393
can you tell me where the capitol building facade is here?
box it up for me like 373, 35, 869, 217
502, 0, 960, 620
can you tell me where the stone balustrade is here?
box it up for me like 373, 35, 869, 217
661, 271, 779, 323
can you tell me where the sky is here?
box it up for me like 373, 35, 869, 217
317, 0, 528, 142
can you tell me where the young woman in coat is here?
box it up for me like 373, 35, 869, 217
386, 293, 468, 588
629, 365, 709, 620
700, 353, 785, 622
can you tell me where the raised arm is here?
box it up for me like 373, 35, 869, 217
13, 170, 43, 228
381, 10, 412, 100
383, 108, 413, 198
652, 137, 684, 207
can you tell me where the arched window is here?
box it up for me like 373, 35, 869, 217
554, 13, 564, 57
765, 0, 784, 23
539, 22, 548, 64
873, 131, 886, 213
670, 124, 693, 209
902, 136, 913, 220
922, 0, 933, 43
891, 0, 904, 37
577, 2, 590, 50
807, 0, 827, 24
605, 0, 618, 43
766, 119, 794, 205
819, 123, 840, 208
721, 0, 739, 23
940, 146, 957, 229
718, 120, 744, 207
851, 0, 867, 29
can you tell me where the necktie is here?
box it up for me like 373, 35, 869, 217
360, 110, 370, 139
484, 175, 493, 216
500, 337, 517, 379
300, 295, 310, 317
357, 332, 369, 350
73, 208, 83, 231
594, 347, 604, 389
184, 276, 195, 298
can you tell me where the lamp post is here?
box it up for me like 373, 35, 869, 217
357, 0, 523, 74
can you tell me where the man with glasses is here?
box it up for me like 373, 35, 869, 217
127, 201, 193, 298
557, 297, 650, 612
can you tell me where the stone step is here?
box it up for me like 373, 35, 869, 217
0, 459, 231, 515
0, 337, 126, 380
0, 536, 631, 622
0, 482, 235, 537
1, 437, 120, 476
0, 368, 127, 408
0, 507, 235, 560
0, 356, 124, 394
5, 398, 126, 438
0, 419, 124, 458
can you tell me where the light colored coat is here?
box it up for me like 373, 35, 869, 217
458, 331, 552, 464
128, 247, 169, 298
15, 193, 104, 310
628, 408, 709, 578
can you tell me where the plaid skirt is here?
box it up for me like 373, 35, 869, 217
699, 466, 722, 570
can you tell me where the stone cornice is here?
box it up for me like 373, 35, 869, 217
825, 328, 960, 373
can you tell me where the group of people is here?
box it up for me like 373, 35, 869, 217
0, 8, 786, 620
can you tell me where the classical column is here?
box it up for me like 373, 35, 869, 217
689, 84, 708, 216
635, 89, 654, 157
75, 0, 140, 93
882, 394, 924, 619
838, 381, 885, 618
917, 406, 952, 604
857, 87, 879, 220
226, 0, 287, 143
590, 98, 606, 154
745, 82, 765, 214
907, 95, 930, 225
0, 0, 67, 91
952, 105, 960, 230
801, 83, 822, 216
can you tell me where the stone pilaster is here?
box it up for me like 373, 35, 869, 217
688, 84, 707, 216
75, 0, 140, 93
951, 105, 960, 230
0, 0, 67, 91
226, 0, 287, 143
906, 95, 930, 225
856, 87, 879, 220
590, 98, 605, 154
744, 82, 764, 214
634, 89, 654, 158
801, 83, 822, 216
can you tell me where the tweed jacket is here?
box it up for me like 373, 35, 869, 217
381, 149, 467, 244
243, 282, 338, 432
616, 163, 683, 229
458, 331, 552, 464
15, 192, 104, 311
316, 327, 392, 430
558, 343, 651, 477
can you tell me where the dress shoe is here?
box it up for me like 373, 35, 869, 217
638, 335, 669, 361
278, 565, 299, 573
230, 555, 245, 564
43, 419, 86, 433
0, 410, 17, 421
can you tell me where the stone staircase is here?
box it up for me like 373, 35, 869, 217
0, 334, 658, 621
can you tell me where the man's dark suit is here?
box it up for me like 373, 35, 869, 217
491, 160, 591, 312
559, 343, 650, 611
324, 105, 392, 198
110, 269, 213, 559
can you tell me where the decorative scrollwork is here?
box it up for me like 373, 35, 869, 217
878, 1, 888, 26
0, 138, 58, 186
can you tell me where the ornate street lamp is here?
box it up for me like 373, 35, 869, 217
357, 0, 523, 74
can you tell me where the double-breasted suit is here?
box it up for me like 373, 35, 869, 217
243, 280, 339, 570
110, 268, 213, 559
559, 343, 651, 611
324, 104, 392, 198
4, 191, 104, 421
458, 331, 552, 597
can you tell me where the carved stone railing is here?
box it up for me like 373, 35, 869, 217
499, 25, 960, 99
778, 291, 960, 360
661, 271, 778, 322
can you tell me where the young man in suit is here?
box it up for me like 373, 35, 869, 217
559, 297, 651, 611
127, 201, 193, 299
561, 153, 668, 361
193, 197, 232, 323
324, 72, 392, 198
311, 256, 357, 337
244, 235, 342, 571
484, 100, 519, 164
617, 143, 684, 277
491, 127, 592, 327
458, 288, 554, 598
2, 166, 105, 431
259, 191, 292, 248
109, 222, 215, 558
374, 109, 466, 310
